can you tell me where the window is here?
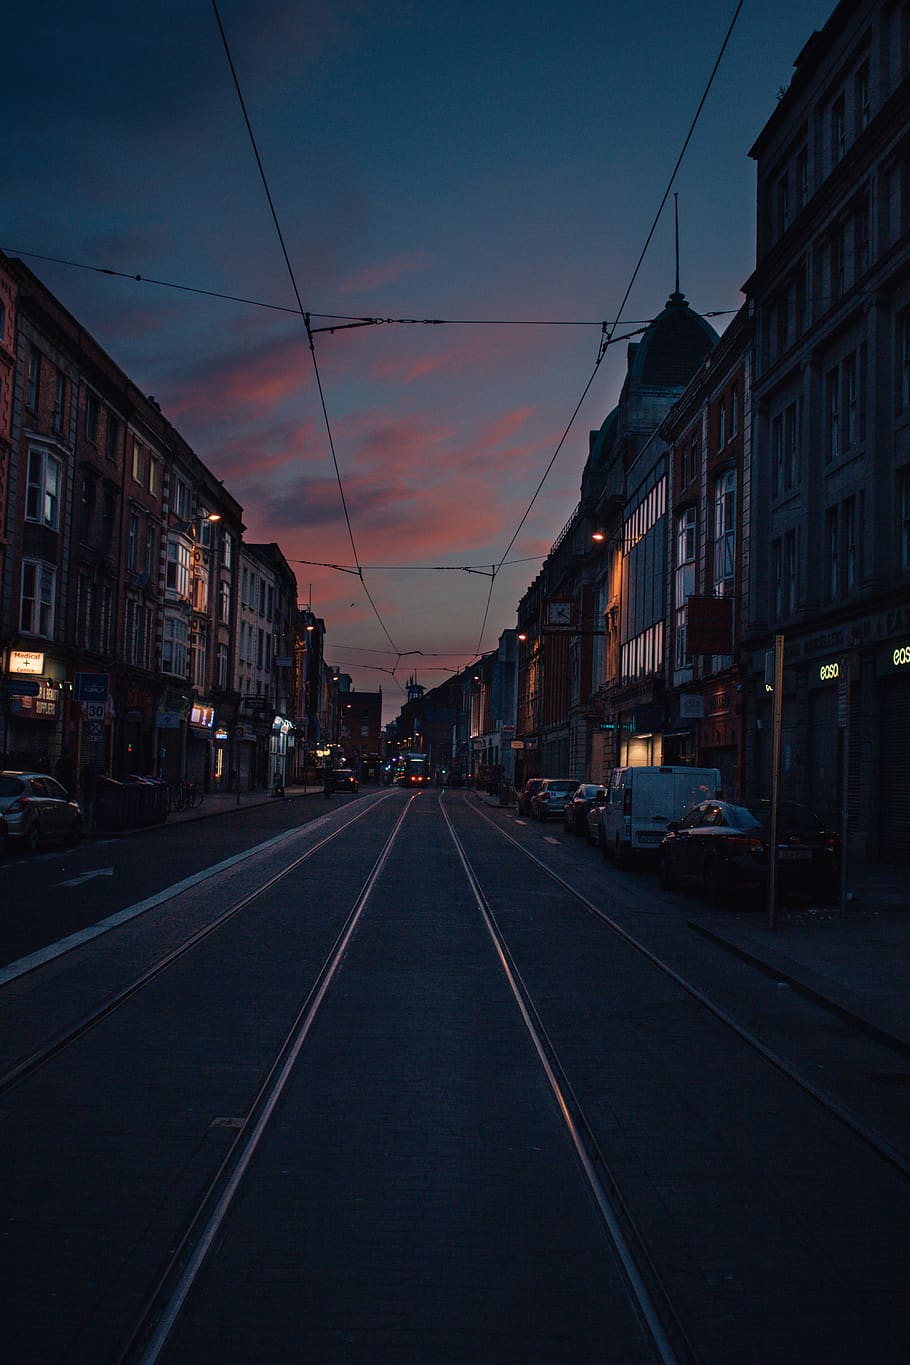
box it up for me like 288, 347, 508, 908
241, 566, 248, 607
127, 512, 140, 571
827, 368, 841, 463
713, 471, 736, 598
162, 616, 188, 676
901, 468, 910, 571
85, 391, 99, 443
844, 496, 857, 590
257, 627, 264, 670
830, 222, 846, 299
102, 485, 117, 541
26, 447, 62, 528
223, 531, 233, 569
20, 560, 56, 636
843, 352, 858, 448
772, 402, 799, 495
166, 539, 191, 598
718, 400, 726, 450
855, 191, 871, 277
674, 507, 696, 670
145, 526, 156, 578
219, 579, 231, 624
53, 371, 66, 434
80, 476, 96, 543
106, 414, 120, 463
131, 439, 145, 486
832, 94, 846, 164
217, 643, 229, 690
899, 310, 910, 411
777, 173, 790, 235
193, 628, 208, 689
797, 147, 809, 208
125, 596, 150, 668
27, 349, 41, 409
826, 507, 839, 600
148, 456, 161, 497
172, 476, 190, 521
731, 386, 739, 437
855, 61, 870, 134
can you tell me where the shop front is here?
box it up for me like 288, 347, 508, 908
878, 639, 910, 863
269, 715, 293, 790
2, 648, 67, 771
186, 702, 215, 788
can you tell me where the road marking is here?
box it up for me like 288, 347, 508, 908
57, 867, 114, 887
544, 836, 559, 844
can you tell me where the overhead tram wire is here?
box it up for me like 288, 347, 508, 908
210, 0, 399, 657
0, 247, 741, 331
468, 0, 746, 664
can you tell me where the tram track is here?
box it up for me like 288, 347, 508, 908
461, 793, 910, 1182
122, 795, 418, 1365
126, 791, 691, 1365
0, 792, 396, 1098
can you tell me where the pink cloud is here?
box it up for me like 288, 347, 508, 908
338, 250, 431, 296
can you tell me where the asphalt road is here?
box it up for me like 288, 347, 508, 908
0, 789, 363, 970
1, 790, 908, 1363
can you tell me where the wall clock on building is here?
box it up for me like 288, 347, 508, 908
547, 601, 572, 625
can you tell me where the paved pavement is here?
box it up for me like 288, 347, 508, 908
470, 788, 910, 1061
131, 781, 910, 1062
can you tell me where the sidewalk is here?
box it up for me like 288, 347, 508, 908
472, 791, 910, 1059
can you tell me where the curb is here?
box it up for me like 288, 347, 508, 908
689, 916, 910, 1061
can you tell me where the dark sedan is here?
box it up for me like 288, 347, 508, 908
331, 769, 360, 793
658, 798, 839, 904
563, 783, 606, 835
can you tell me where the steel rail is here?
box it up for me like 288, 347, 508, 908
440, 798, 686, 1365
464, 795, 910, 1183
123, 793, 418, 1365
0, 794, 396, 1098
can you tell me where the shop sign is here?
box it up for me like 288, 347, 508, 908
9, 649, 44, 674
189, 704, 214, 727
809, 656, 850, 688
679, 693, 705, 719
877, 641, 910, 675
215, 728, 229, 741
8, 681, 61, 720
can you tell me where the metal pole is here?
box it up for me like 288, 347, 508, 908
838, 662, 851, 918
767, 633, 784, 931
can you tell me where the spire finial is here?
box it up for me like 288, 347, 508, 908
674, 193, 680, 296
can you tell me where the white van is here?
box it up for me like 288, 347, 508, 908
598, 765, 722, 866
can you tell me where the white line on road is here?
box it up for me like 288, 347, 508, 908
57, 868, 114, 887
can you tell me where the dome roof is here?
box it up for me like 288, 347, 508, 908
628, 290, 717, 388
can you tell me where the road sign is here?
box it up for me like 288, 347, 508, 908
85, 721, 105, 743
74, 672, 109, 702
84, 701, 106, 721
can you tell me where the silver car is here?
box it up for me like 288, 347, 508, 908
0, 771, 83, 852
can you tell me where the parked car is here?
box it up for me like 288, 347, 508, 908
657, 798, 839, 903
564, 783, 606, 835
332, 769, 359, 793
0, 771, 83, 852
530, 778, 578, 820
517, 778, 544, 816
597, 765, 722, 867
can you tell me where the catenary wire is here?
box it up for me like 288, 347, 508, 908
470, 0, 747, 661
211, 0, 399, 657
0, 247, 741, 329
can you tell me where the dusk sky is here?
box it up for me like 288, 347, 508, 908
4, 0, 835, 720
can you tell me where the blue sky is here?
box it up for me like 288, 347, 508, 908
3, 0, 836, 716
